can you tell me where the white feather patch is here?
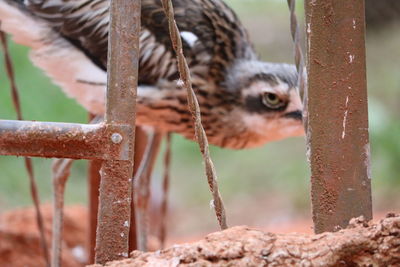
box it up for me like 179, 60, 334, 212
180, 31, 198, 47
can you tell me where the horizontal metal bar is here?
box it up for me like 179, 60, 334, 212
0, 120, 133, 160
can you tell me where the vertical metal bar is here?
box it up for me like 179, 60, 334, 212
87, 113, 101, 265
95, 0, 140, 263
88, 160, 102, 264
305, 0, 372, 233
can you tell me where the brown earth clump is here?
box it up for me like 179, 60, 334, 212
0, 205, 87, 267
1, 205, 399, 266
92, 215, 400, 267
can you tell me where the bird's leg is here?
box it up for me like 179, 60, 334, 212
51, 115, 102, 266
133, 127, 163, 251
51, 158, 74, 267
159, 133, 172, 249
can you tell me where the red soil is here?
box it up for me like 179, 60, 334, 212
0, 204, 321, 266
0, 205, 87, 267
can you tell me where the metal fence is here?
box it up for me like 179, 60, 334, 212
0, 0, 373, 265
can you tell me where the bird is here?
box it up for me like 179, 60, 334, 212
0, 0, 304, 149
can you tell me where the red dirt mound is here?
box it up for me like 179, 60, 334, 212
0, 205, 87, 267
92, 215, 400, 266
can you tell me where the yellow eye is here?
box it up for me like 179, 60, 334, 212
262, 92, 285, 109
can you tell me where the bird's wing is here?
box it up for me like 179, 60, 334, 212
19, 0, 256, 84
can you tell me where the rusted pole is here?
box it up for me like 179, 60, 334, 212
88, 133, 155, 260
0, 120, 112, 159
87, 160, 102, 264
95, 0, 140, 264
86, 113, 102, 265
305, 0, 372, 233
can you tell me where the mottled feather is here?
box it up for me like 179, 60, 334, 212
22, 0, 256, 84
0, 0, 304, 149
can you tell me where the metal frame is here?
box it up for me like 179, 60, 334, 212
305, 0, 372, 233
0, 120, 130, 160
0, 0, 375, 263
0, 0, 140, 264
94, 0, 140, 263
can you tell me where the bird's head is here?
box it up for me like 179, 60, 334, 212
223, 60, 305, 148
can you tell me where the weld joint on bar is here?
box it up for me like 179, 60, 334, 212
103, 123, 135, 161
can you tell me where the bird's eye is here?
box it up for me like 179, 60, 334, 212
262, 92, 286, 109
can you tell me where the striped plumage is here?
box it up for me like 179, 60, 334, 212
0, 0, 304, 149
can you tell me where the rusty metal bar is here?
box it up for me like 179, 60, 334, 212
86, 113, 102, 265
87, 160, 102, 264
0, 120, 103, 159
88, 135, 144, 262
305, 0, 372, 233
94, 0, 140, 263
0, 120, 131, 160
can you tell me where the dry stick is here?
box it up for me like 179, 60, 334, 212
287, 0, 308, 130
51, 159, 73, 267
0, 31, 51, 266
159, 133, 172, 249
161, 0, 227, 230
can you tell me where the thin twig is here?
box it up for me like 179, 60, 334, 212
51, 159, 74, 267
161, 0, 227, 230
0, 31, 50, 267
287, 0, 308, 131
159, 133, 172, 249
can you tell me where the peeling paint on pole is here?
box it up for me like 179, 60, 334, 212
305, 0, 372, 233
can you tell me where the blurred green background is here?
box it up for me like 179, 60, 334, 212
0, 0, 399, 238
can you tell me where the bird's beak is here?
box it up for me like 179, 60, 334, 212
283, 89, 303, 121
284, 110, 302, 121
